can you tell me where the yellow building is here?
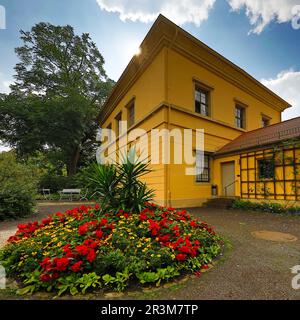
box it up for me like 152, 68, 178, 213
99, 15, 300, 208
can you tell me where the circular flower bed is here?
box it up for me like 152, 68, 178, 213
0, 203, 223, 296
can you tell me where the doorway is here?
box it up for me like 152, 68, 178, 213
221, 161, 235, 197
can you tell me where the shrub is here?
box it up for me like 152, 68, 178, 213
232, 199, 300, 215
0, 204, 223, 295
0, 152, 39, 220
77, 151, 155, 212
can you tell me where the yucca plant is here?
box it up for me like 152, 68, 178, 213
118, 151, 155, 213
77, 150, 155, 213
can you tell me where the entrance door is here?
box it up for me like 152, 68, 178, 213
221, 162, 235, 197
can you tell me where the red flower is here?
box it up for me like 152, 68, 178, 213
40, 274, 51, 282
158, 235, 170, 243
70, 261, 83, 273
83, 239, 98, 249
123, 213, 130, 219
8, 236, 18, 242
17, 224, 27, 230
63, 244, 74, 258
175, 253, 187, 261
106, 223, 115, 230
78, 224, 89, 235
54, 257, 69, 271
99, 218, 108, 226
52, 272, 60, 280
42, 217, 53, 226
178, 245, 191, 254
194, 271, 202, 278
40, 257, 52, 270
95, 230, 103, 239
87, 249, 96, 263
140, 212, 148, 221
55, 212, 65, 222
75, 245, 90, 256
190, 221, 198, 228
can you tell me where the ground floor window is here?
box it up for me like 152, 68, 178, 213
258, 159, 275, 179
196, 152, 210, 182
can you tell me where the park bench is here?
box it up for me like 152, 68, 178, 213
59, 189, 85, 201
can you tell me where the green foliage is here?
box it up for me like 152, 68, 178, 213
0, 152, 38, 220
57, 273, 101, 296
38, 174, 77, 193
77, 162, 121, 207
232, 199, 300, 215
77, 151, 155, 213
0, 22, 114, 176
118, 152, 155, 213
102, 270, 132, 292
94, 249, 127, 275
136, 266, 180, 286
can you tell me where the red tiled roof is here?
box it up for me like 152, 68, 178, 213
216, 116, 300, 155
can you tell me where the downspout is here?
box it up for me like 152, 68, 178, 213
165, 26, 179, 207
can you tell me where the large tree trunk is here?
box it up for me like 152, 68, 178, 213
67, 146, 81, 176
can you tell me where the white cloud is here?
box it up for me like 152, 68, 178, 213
261, 70, 300, 120
0, 72, 11, 94
96, 0, 216, 26
227, 0, 300, 34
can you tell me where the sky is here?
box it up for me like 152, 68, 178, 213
0, 0, 300, 151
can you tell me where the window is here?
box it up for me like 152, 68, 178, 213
258, 159, 275, 179
127, 102, 135, 127
115, 112, 122, 137
262, 117, 270, 128
235, 105, 246, 129
195, 85, 210, 116
196, 152, 210, 182
106, 124, 112, 142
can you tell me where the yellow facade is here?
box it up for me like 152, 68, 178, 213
99, 15, 291, 207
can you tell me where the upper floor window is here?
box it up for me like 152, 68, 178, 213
235, 105, 246, 129
261, 117, 270, 128
195, 85, 210, 117
196, 152, 210, 183
115, 112, 122, 137
127, 101, 135, 127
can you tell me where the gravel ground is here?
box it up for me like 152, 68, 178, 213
0, 204, 300, 300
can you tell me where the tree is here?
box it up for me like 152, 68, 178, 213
0, 23, 114, 175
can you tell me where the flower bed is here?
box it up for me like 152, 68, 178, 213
0, 204, 223, 296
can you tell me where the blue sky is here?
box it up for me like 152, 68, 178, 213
0, 0, 300, 152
